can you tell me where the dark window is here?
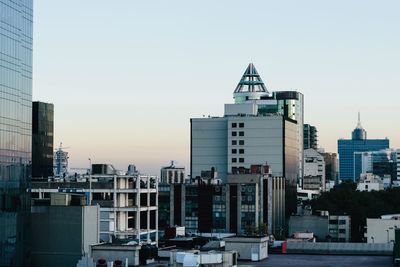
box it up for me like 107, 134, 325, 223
239, 140, 244, 145
232, 158, 237, 163
232, 132, 237, 137
232, 123, 237, 128
239, 131, 244, 136
239, 158, 244, 163
239, 123, 244, 128
239, 149, 244, 154
232, 149, 237, 154
232, 140, 237, 145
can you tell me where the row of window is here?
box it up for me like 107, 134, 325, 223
232, 122, 244, 128
232, 149, 244, 154
232, 158, 244, 163
232, 131, 244, 137
232, 140, 244, 145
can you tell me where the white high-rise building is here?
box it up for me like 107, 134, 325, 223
303, 148, 326, 191
191, 63, 303, 216
397, 149, 400, 180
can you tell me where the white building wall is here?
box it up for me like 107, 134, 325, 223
366, 218, 400, 243
303, 149, 326, 191
227, 116, 284, 177
191, 118, 228, 181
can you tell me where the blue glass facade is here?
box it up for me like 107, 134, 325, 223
0, 0, 33, 266
338, 139, 389, 181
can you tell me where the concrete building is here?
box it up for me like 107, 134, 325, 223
353, 149, 397, 182
224, 236, 269, 261
365, 215, 400, 243
289, 212, 351, 242
31, 164, 158, 245
304, 124, 318, 150
31, 203, 99, 267
357, 173, 384, 192
338, 114, 389, 181
159, 165, 285, 236
303, 148, 325, 191
90, 244, 142, 267
319, 150, 338, 183
191, 63, 303, 218
160, 161, 185, 184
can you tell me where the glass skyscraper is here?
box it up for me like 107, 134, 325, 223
0, 0, 33, 266
338, 116, 389, 182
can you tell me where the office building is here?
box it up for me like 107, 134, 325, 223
191, 63, 302, 217
289, 211, 351, 242
304, 124, 318, 150
32, 101, 54, 178
159, 165, 286, 236
338, 114, 389, 181
31, 194, 99, 267
319, 150, 338, 182
0, 0, 33, 266
31, 164, 159, 245
303, 148, 325, 191
353, 149, 397, 181
53, 144, 69, 178
160, 161, 185, 184
356, 173, 384, 192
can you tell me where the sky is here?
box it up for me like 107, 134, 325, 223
33, 0, 400, 175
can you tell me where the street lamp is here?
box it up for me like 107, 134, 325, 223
371, 236, 374, 243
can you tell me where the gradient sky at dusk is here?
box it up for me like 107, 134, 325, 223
33, 0, 400, 175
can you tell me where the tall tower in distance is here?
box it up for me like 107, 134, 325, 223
32, 102, 54, 179
0, 0, 33, 266
338, 113, 389, 182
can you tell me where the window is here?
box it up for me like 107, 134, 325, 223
232, 140, 237, 145
232, 149, 237, 154
239, 131, 244, 136
239, 149, 244, 154
239, 158, 244, 163
239, 140, 244, 145
232, 123, 237, 128
239, 123, 244, 128
232, 131, 237, 137
232, 158, 237, 163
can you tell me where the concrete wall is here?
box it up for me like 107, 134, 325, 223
224, 237, 268, 261
289, 215, 329, 241
31, 205, 99, 267
91, 245, 140, 266
366, 218, 400, 243
191, 118, 228, 181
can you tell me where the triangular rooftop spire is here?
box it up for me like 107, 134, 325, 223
234, 63, 269, 94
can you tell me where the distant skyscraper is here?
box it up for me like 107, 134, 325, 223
304, 124, 318, 150
32, 102, 54, 178
0, 0, 33, 266
191, 63, 303, 218
338, 114, 389, 181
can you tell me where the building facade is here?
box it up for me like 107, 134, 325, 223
304, 124, 318, 150
191, 63, 302, 218
31, 164, 158, 245
160, 161, 185, 184
32, 101, 54, 178
338, 115, 389, 181
353, 149, 397, 181
366, 215, 400, 244
303, 148, 325, 191
0, 1, 33, 266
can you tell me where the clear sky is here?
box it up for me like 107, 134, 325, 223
33, 0, 400, 175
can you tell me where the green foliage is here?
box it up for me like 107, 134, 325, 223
310, 182, 400, 242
